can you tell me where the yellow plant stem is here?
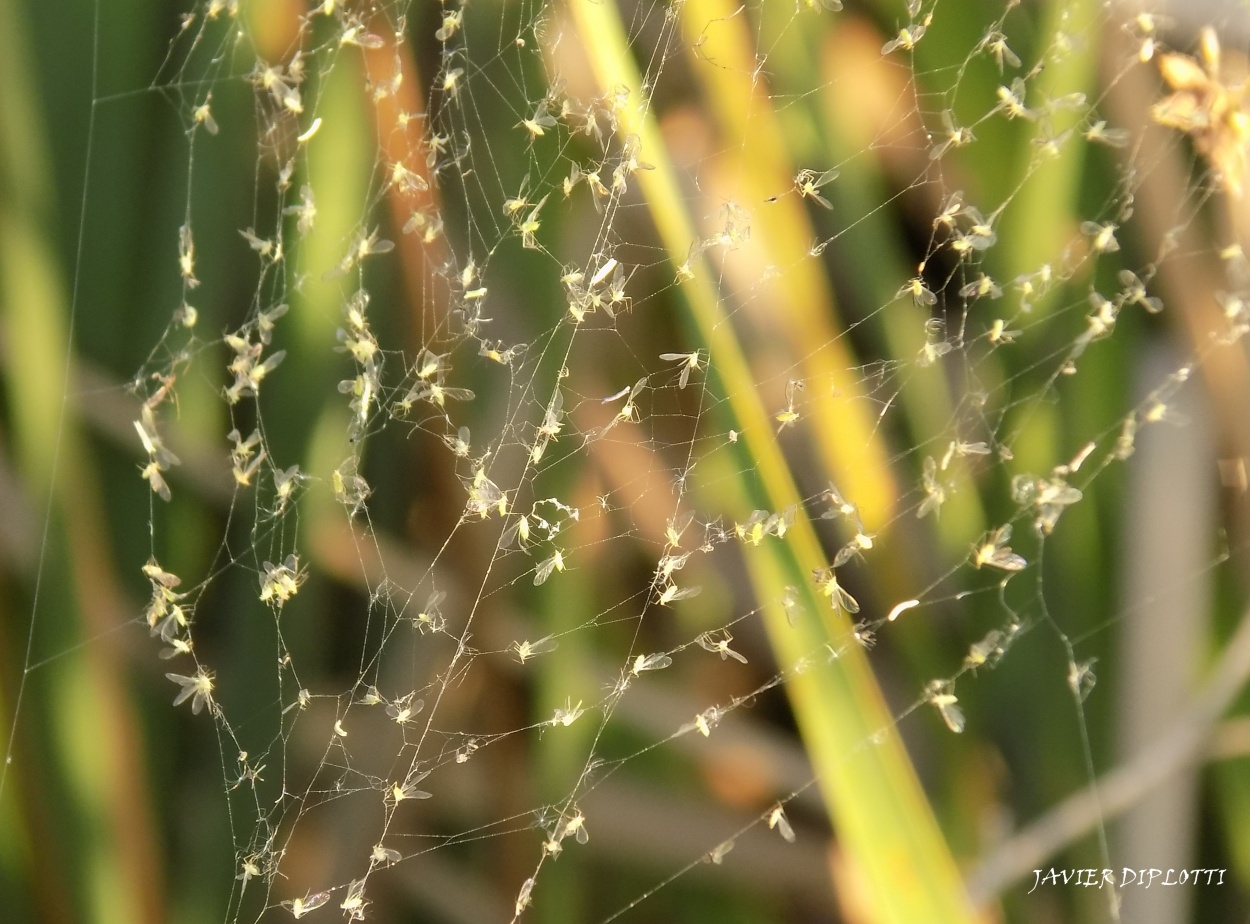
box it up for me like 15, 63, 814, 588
565, 1, 975, 921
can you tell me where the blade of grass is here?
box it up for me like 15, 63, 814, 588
996, 0, 1100, 314
675, 0, 898, 530
0, 3, 164, 920
566, 2, 974, 921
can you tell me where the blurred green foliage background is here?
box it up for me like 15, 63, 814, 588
3, 0, 1250, 922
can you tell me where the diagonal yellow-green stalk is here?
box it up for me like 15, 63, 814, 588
566, 1, 976, 920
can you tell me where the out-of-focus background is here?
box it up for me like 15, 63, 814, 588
3, 1, 1250, 923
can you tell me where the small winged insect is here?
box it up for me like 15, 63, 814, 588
1081, 221, 1120, 254
657, 582, 702, 606
881, 13, 931, 55
387, 161, 427, 196
442, 426, 471, 458
707, 839, 736, 864
833, 526, 875, 566
656, 551, 691, 581
135, 407, 181, 501
284, 184, 316, 235
259, 554, 305, 608
812, 566, 860, 614
480, 339, 525, 365
551, 698, 585, 727
518, 104, 558, 140
964, 627, 1012, 672
339, 21, 384, 48
959, 273, 1002, 300
696, 631, 747, 663
518, 194, 550, 249
822, 481, 857, 519
533, 549, 566, 585
781, 585, 805, 626
775, 379, 804, 431
340, 879, 367, 921
391, 768, 433, 803
995, 78, 1033, 120
441, 66, 464, 98
435, 8, 462, 40
515, 877, 536, 916
270, 464, 303, 517
324, 227, 394, 280
562, 809, 590, 845
1118, 269, 1164, 313
530, 389, 565, 463
897, 276, 937, 308
237, 227, 277, 260
501, 514, 532, 549
283, 890, 332, 919
934, 190, 964, 228
385, 692, 425, 725
192, 94, 219, 135
228, 428, 265, 487
513, 634, 559, 663
665, 510, 696, 547
632, 652, 672, 674
178, 224, 199, 288
660, 350, 704, 389
766, 805, 796, 843
980, 28, 1022, 71
792, 167, 837, 209
1085, 120, 1130, 148
464, 467, 506, 519
372, 844, 402, 866
926, 680, 966, 733
688, 706, 722, 737
237, 856, 262, 888
930, 110, 975, 159
601, 377, 646, 434
988, 318, 1020, 345
403, 379, 475, 412
916, 455, 947, 518
413, 590, 446, 632
972, 524, 1027, 571
736, 509, 770, 545
166, 669, 215, 715
604, 263, 631, 316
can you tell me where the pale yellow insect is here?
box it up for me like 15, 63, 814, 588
530, 389, 564, 463
390, 768, 433, 803
766, 805, 796, 843
930, 110, 975, 159
1081, 221, 1120, 254
813, 565, 860, 613
283, 890, 332, 918
696, 630, 747, 663
926, 680, 966, 733
385, 692, 425, 725
632, 652, 672, 674
775, 379, 804, 431
657, 582, 701, 606
372, 844, 402, 866
533, 550, 565, 586
512, 634, 559, 662
971, 525, 1027, 571
166, 669, 215, 714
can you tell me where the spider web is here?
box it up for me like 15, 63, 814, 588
5, 0, 1250, 922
